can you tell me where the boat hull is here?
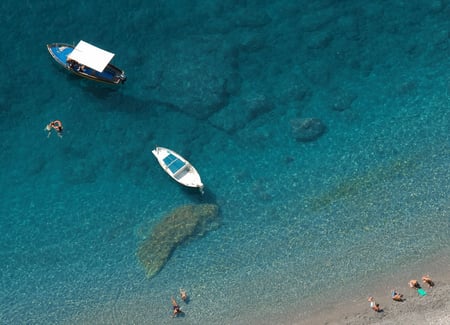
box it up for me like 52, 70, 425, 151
152, 147, 204, 192
47, 43, 126, 85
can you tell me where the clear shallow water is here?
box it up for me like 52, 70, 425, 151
1, 0, 449, 324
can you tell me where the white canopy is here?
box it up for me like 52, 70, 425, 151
67, 40, 115, 72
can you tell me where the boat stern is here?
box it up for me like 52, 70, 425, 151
118, 71, 127, 84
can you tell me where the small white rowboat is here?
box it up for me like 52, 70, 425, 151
152, 147, 204, 193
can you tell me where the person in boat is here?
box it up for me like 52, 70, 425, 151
409, 279, 420, 289
391, 289, 404, 301
422, 275, 434, 288
171, 296, 183, 318
67, 58, 76, 69
66, 58, 85, 72
45, 120, 63, 138
368, 297, 382, 312
180, 288, 188, 302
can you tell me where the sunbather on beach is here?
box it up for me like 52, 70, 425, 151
409, 279, 420, 289
180, 288, 188, 302
368, 297, 382, 312
391, 289, 404, 301
422, 275, 434, 288
171, 296, 183, 318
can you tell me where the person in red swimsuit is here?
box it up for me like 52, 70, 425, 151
45, 120, 63, 138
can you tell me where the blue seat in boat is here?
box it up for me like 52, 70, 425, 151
163, 154, 177, 165
163, 154, 186, 174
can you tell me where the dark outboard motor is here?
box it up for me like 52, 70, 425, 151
119, 72, 127, 84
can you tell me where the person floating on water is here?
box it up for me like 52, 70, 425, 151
368, 297, 382, 312
180, 288, 188, 302
422, 275, 434, 288
45, 120, 63, 138
391, 289, 404, 302
171, 296, 184, 318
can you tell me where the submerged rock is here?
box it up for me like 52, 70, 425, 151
137, 204, 219, 279
208, 92, 274, 133
146, 39, 234, 119
329, 89, 357, 112
290, 118, 326, 142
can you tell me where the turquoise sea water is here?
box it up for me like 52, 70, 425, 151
1, 1, 449, 324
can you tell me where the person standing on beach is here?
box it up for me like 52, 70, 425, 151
368, 297, 382, 312
422, 275, 434, 288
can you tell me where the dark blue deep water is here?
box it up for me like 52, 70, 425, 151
1, 1, 449, 324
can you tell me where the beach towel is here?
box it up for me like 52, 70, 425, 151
417, 288, 427, 296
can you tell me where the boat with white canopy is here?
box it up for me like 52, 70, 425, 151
47, 40, 126, 85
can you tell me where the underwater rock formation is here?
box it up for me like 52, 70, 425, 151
329, 88, 357, 111
145, 40, 234, 120
208, 92, 274, 133
290, 118, 326, 142
137, 204, 219, 279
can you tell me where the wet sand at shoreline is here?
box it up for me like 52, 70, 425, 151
295, 252, 450, 325
358, 285, 449, 325
300, 283, 449, 325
